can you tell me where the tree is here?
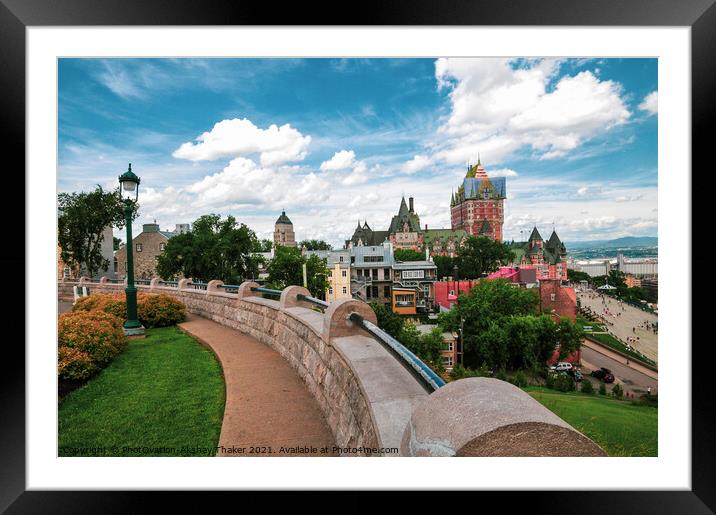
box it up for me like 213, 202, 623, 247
113, 237, 122, 251
156, 214, 260, 283
394, 248, 425, 262
58, 186, 136, 277
252, 239, 273, 252
454, 236, 515, 279
567, 269, 591, 284
432, 255, 456, 280
298, 239, 331, 251
369, 302, 405, 339
266, 245, 330, 298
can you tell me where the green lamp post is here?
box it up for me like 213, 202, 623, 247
119, 164, 145, 337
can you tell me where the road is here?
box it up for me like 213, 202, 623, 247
580, 346, 658, 396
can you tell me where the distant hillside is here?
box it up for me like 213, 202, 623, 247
565, 236, 658, 249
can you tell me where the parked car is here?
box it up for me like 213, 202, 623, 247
550, 362, 573, 372
591, 367, 615, 383
567, 369, 583, 382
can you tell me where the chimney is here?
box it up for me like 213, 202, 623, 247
409, 197, 414, 213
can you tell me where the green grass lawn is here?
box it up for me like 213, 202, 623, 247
525, 387, 657, 456
59, 326, 225, 457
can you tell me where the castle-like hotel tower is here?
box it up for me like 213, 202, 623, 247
450, 158, 506, 242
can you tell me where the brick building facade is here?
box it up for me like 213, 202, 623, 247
450, 159, 506, 241
115, 222, 185, 279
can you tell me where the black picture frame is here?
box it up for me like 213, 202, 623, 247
2, 0, 710, 510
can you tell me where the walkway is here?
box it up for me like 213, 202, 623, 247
178, 313, 337, 456
577, 289, 658, 362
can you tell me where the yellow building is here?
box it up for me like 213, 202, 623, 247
326, 250, 352, 302
392, 287, 417, 315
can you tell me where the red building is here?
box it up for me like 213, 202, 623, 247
450, 159, 506, 242
434, 280, 478, 310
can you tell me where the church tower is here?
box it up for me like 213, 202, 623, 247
274, 210, 296, 248
450, 158, 506, 241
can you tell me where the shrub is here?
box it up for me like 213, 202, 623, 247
554, 373, 576, 392
138, 293, 186, 328
545, 371, 556, 389
580, 379, 595, 394
58, 310, 126, 367
512, 370, 528, 387
58, 346, 98, 381
73, 292, 186, 328
612, 383, 624, 400
599, 382, 607, 396
495, 369, 508, 382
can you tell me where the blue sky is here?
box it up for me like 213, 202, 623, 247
58, 58, 657, 247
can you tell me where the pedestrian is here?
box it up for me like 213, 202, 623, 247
647, 386, 651, 397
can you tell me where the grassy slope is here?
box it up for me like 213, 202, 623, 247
59, 326, 225, 456
526, 387, 657, 457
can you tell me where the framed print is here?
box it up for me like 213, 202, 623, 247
3, 0, 712, 510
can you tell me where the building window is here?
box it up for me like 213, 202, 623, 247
160, 242, 166, 251
136, 243, 142, 252
395, 294, 415, 307
442, 356, 453, 367
384, 285, 391, 298
550, 293, 556, 301
339, 256, 344, 262
342, 270, 347, 277
342, 286, 347, 294
372, 286, 379, 298
329, 287, 333, 295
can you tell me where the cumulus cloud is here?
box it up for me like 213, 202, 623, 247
185, 157, 329, 208
402, 154, 432, 174
433, 59, 631, 164
320, 150, 357, 171
487, 168, 519, 178
172, 118, 311, 166
638, 91, 658, 116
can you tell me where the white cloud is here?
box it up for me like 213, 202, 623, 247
401, 154, 432, 174
616, 194, 644, 202
341, 161, 369, 185
432, 59, 631, 164
638, 91, 658, 116
487, 168, 519, 178
172, 118, 311, 166
577, 186, 589, 196
320, 150, 357, 171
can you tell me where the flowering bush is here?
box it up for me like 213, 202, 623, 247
58, 310, 126, 381
58, 310, 126, 366
73, 292, 186, 328
58, 346, 98, 381
138, 293, 186, 328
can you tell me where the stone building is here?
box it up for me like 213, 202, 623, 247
274, 211, 296, 248
450, 159, 506, 241
115, 222, 188, 280
326, 250, 351, 302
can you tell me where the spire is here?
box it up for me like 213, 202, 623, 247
398, 196, 409, 216
477, 153, 481, 166
528, 226, 542, 241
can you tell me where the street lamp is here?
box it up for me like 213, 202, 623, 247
118, 163, 144, 337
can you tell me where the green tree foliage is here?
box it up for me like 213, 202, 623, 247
156, 214, 260, 284
58, 186, 137, 277
113, 237, 122, 251
432, 255, 456, 280
567, 269, 592, 284
252, 239, 273, 252
369, 302, 404, 339
394, 248, 425, 262
592, 270, 652, 304
453, 236, 515, 279
599, 382, 608, 396
266, 246, 330, 299
298, 239, 332, 251
453, 279, 581, 371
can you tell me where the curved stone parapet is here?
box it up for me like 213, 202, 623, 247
400, 377, 606, 457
